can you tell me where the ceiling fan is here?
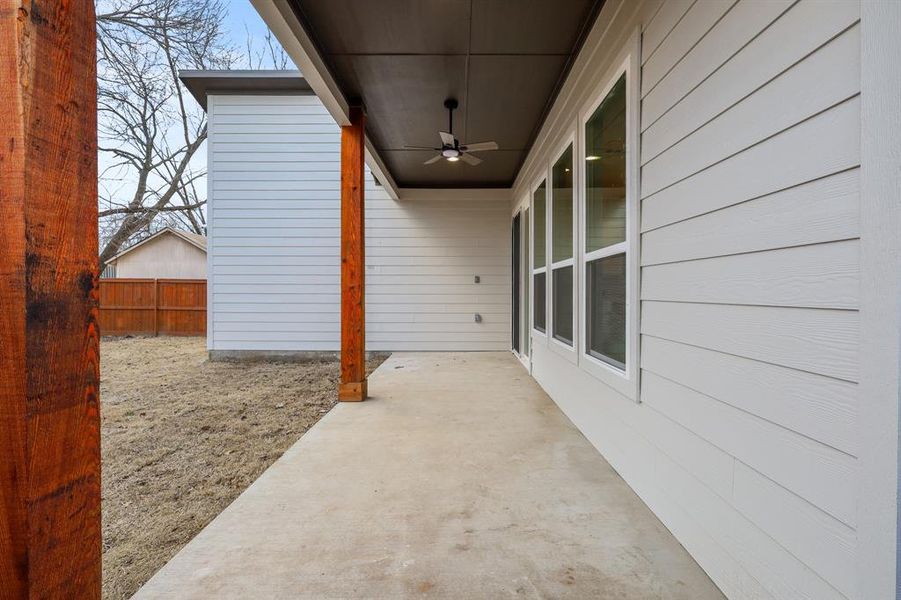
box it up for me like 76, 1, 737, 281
404, 99, 499, 166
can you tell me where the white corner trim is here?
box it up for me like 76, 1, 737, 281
857, 3, 901, 599
206, 97, 216, 351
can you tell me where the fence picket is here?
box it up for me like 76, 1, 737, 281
99, 278, 206, 336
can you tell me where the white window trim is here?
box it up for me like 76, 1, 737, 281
520, 203, 532, 369
511, 198, 531, 371
547, 131, 578, 363
576, 32, 641, 403
530, 175, 549, 340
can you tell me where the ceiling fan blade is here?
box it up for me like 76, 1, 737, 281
423, 154, 443, 165
459, 153, 482, 166
438, 131, 455, 146
461, 141, 498, 152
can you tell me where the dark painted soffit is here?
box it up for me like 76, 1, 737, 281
179, 70, 313, 110
287, 0, 606, 189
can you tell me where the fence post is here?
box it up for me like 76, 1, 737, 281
153, 279, 160, 336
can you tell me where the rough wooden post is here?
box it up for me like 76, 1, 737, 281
339, 105, 367, 401
0, 2, 102, 598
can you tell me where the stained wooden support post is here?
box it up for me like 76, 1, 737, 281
339, 105, 367, 401
1, 2, 102, 598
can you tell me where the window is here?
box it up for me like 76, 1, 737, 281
586, 253, 625, 368
532, 181, 547, 333
552, 264, 573, 343
523, 208, 530, 355
551, 144, 574, 346
584, 73, 627, 370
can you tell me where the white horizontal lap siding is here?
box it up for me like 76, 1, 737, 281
366, 188, 511, 351
209, 94, 511, 352
638, 1, 861, 598
115, 234, 207, 279
515, 1, 863, 599
208, 94, 342, 351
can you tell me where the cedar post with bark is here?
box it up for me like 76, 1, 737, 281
1, 2, 102, 597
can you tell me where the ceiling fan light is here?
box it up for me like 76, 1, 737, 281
442, 147, 461, 158
447, 156, 460, 162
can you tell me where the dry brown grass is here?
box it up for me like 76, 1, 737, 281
100, 336, 385, 599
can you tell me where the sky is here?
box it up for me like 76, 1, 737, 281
223, 1, 294, 68
224, 1, 271, 39
98, 1, 294, 243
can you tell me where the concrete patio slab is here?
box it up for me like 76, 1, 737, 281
135, 352, 723, 599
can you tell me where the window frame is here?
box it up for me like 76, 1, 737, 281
511, 197, 532, 370
530, 175, 549, 340
577, 41, 641, 402
547, 131, 578, 362
522, 204, 531, 360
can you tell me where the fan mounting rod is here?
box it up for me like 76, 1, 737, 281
403, 97, 497, 166
444, 98, 458, 140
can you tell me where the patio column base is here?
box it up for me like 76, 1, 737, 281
338, 380, 368, 402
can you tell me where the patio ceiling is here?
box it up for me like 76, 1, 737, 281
286, 0, 605, 188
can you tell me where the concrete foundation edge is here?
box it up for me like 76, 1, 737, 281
209, 350, 388, 363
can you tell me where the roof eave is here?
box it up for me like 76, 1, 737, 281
178, 70, 314, 110
250, 0, 400, 200
107, 227, 207, 262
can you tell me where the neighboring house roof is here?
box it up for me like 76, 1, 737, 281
109, 227, 207, 263
179, 70, 312, 110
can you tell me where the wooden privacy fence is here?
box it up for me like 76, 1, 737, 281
99, 278, 207, 336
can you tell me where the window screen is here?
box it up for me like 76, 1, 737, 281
553, 266, 573, 345
586, 254, 626, 369
533, 182, 546, 269
533, 272, 546, 333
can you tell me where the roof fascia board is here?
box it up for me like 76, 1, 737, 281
397, 188, 513, 202
251, 0, 348, 124
179, 69, 313, 109
108, 229, 169, 262
179, 69, 303, 79
169, 229, 208, 253
365, 141, 400, 200
251, 0, 400, 200
108, 227, 206, 262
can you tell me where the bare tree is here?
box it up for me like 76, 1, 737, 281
95, 0, 234, 267
245, 26, 291, 70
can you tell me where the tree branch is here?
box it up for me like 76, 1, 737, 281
98, 199, 207, 218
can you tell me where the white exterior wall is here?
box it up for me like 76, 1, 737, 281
113, 233, 207, 279
514, 1, 869, 598
207, 94, 510, 352
366, 188, 511, 351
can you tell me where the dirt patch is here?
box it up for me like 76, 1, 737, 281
101, 336, 386, 599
